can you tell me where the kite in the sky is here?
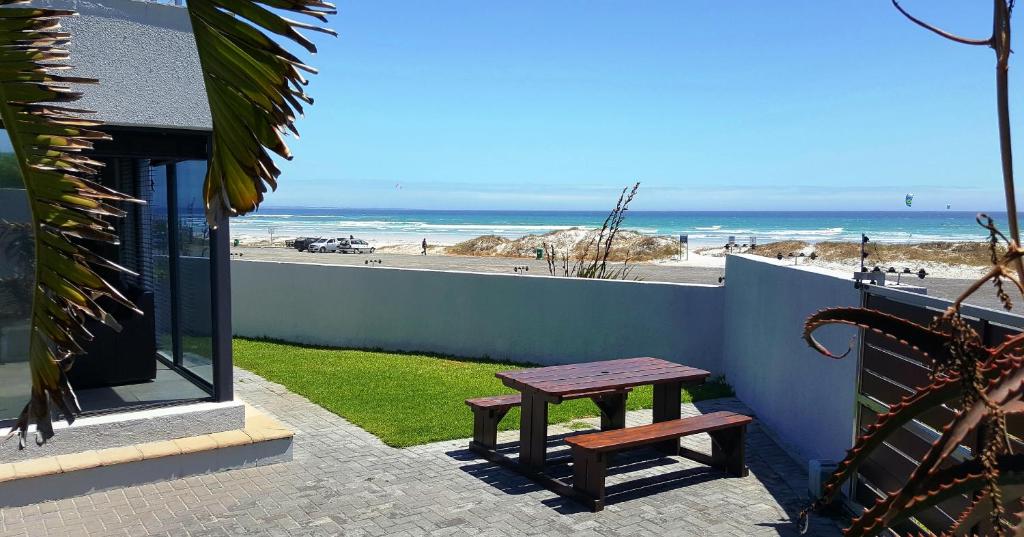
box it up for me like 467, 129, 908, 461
905, 193, 913, 207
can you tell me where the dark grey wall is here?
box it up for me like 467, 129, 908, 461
29, 0, 212, 131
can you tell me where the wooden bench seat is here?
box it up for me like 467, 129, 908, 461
565, 411, 752, 510
466, 388, 631, 451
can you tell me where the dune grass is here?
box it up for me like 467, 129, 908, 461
233, 338, 733, 448
749, 240, 1000, 267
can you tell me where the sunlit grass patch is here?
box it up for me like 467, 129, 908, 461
234, 338, 733, 447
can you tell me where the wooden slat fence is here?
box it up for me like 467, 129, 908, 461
855, 288, 1024, 534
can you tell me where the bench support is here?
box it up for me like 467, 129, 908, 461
470, 406, 512, 451
566, 412, 751, 511
469, 389, 630, 458
571, 450, 607, 510
709, 426, 748, 477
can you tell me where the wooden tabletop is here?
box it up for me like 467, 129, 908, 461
496, 357, 710, 398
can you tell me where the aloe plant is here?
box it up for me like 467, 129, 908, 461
0, 0, 335, 447
797, 2, 1024, 534
800, 253, 1024, 534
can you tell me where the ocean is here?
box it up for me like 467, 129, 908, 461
230, 209, 1013, 248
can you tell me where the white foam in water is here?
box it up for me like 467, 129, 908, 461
231, 211, 994, 248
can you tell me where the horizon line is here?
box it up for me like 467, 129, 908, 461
250, 206, 1015, 214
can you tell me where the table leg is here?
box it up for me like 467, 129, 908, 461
595, 393, 627, 431
652, 382, 682, 454
519, 391, 548, 470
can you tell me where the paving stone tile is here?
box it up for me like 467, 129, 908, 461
0, 368, 843, 536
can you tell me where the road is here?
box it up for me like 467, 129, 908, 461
232, 247, 1006, 311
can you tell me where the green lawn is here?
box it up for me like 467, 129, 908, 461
233, 338, 734, 447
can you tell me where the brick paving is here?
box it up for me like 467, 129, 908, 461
0, 369, 843, 536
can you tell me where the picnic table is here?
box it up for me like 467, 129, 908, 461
495, 357, 711, 470
467, 357, 752, 511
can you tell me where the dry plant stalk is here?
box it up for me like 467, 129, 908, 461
544, 182, 641, 280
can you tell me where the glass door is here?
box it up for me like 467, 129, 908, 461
172, 160, 214, 384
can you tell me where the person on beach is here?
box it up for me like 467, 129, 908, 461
422, 238, 428, 255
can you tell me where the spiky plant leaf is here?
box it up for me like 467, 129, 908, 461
800, 307, 1024, 535
800, 308, 967, 508
848, 454, 1024, 536
0, 2, 140, 448
951, 486, 1024, 536
804, 307, 960, 361
185, 0, 336, 226
809, 375, 963, 510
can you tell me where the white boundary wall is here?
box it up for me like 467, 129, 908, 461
721, 255, 861, 463
231, 261, 725, 372
232, 255, 876, 464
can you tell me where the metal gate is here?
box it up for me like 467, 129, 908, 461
854, 284, 1024, 533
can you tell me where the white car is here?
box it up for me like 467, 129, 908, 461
338, 238, 376, 254
307, 238, 341, 253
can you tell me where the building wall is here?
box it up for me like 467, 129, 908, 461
28, 0, 211, 131
721, 255, 861, 463
231, 261, 725, 372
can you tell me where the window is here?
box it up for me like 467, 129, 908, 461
174, 160, 214, 383
0, 128, 229, 423
0, 130, 32, 420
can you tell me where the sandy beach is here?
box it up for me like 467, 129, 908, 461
230, 225, 1011, 310
235, 227, 996, 281
230, 241, 1008, 311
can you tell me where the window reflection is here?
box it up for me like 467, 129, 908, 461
0, 129, 32, 420
175, 161, 213, 383
0, 133, 220, 422
150, 164, 175, 363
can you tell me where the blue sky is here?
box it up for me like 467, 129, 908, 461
268, 1, 1017, 211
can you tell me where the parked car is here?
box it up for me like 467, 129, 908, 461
307, 238, 342, 253
290, 237, 321, 252
338, 238, 375, 254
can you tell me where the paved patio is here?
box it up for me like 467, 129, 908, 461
0, 369, 843, 536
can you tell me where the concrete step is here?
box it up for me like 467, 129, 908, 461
0, 404, 292, 508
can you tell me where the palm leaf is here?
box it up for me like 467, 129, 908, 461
185, 0, 336, 226
0, 2, 140, 448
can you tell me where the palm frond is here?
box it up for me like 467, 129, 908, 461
185, 0, 337, 226
0, 2, 140, 448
